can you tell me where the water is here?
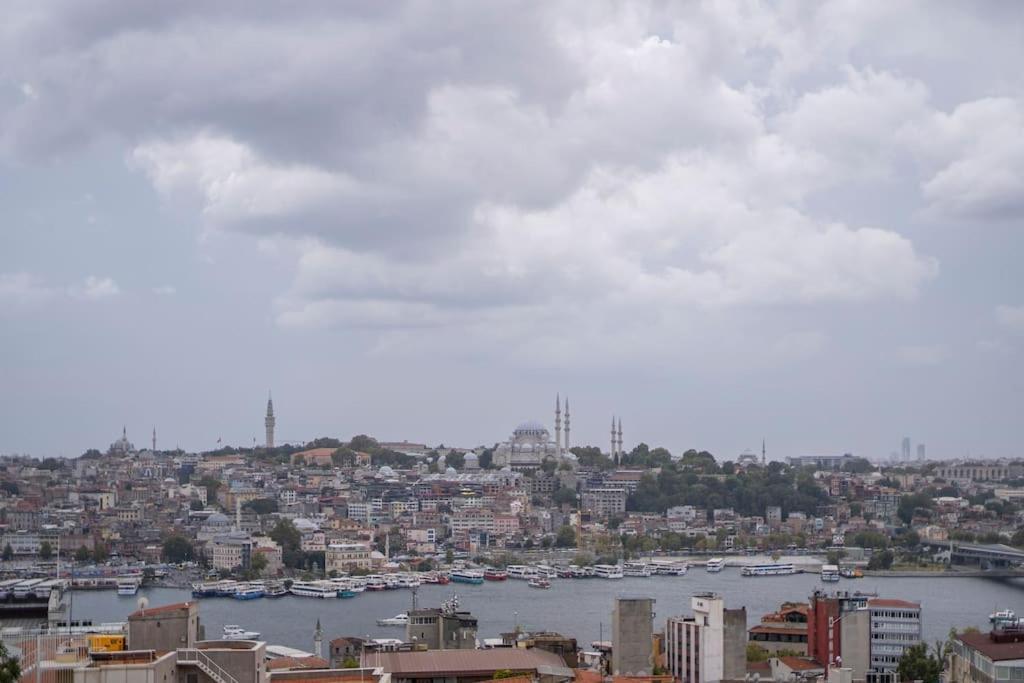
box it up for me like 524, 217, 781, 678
68, 573, 1024, 651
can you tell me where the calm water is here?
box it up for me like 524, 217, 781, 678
69, 573, 1024, 652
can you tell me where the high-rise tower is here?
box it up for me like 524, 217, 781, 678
901, 437, 911, 462
265, 392, 276, 448
152, 427, 157, 452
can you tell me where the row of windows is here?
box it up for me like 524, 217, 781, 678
871, 610, 918, 619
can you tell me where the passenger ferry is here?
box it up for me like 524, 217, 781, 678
265, 581, 288, 598
506, 565, 537, 580
484, 569, 508, 581
820, 564, 840, 582
116, 577, 141, 596
706, 558, 725, 572
652, 561, 687, 576
593, 564, 624, 579
741, 562, 797, 577
533, 565, 559, 579
623, 562, 653, 577
289, 580, 338, 598
839, 567, 863, 579
34, 578, 66, 599
232, 582, 266, 600
450, 569, 485, 585
364, 576, 387, 591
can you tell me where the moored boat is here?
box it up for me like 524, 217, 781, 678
223, 625, 260, 640
376, 613, 409, 627
527, 577, 551, 589
116, 576, 140, 596
741, 562, 797, 577
820, 564, 840, 582
706, 558, 725, 573
450, 569, 485, 585
484, 569, 508, 581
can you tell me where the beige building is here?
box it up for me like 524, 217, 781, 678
326, 542, 373, 572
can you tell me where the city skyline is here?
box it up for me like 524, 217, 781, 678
2, 4, 1023, 458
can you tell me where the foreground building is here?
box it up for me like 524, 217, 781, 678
664, 593, 746, 682
950, 624, 1024, 683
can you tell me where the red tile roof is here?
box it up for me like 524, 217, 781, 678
129, 601, 193, 618
867, 598, 920, 609
778, 657, 821, 671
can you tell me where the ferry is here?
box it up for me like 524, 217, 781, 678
116, 577, 141, 596
528, 577, 551, 589
450, 569, 485, 585
593, 564, 624, 579
484, 569, 508, 581
265, 581, 288, 598
741, 562, 797, 577
232, 583, 265, 600
223, 625, 260, 640
533, 565, 558, 579
653, 562, 687, 576
364, 576, 387, 591
820, 564, 840, 582
376, 613, 409, 627
623, 562, 653, 577
289, 580, 338, 599
991, 609, 1017, 623
34, 578, 66, 599
506, 565, 537, 580
706, 558, 725, 572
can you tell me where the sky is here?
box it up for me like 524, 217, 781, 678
1, 1, 1023, 460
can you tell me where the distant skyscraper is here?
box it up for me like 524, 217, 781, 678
265, 393, 276, 448
917, 443, 926, 461
152, 427, 156, 452
901, 437, 911, 461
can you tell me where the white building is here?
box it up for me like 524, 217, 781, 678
665, 593, 746, 683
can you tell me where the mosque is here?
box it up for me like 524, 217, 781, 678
109, 427, 136, 456
492, 395, 577, 471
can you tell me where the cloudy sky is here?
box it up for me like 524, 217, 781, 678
2, 2, 1022, 459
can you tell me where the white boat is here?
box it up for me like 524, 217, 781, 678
506, 565, 537, 580
741, 562, 797, 577
116, 576, 140, 596
233, 582, 265, 600
706, 558, 725, 572
593, 564, 624, 579
533, 564, 558, 579
223, 625, 260, 640
528, 577, 551, 589
654, 562, 687, 576
376, 613, 409, 627
289, 580, 338, 599
991, 609, 1017, 623
820, 564, 840, 582
623, 562, 653, 577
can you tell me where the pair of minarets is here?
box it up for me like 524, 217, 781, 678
610, 417, 624, 464
554, 394, 570, 457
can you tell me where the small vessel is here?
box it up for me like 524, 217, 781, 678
223, 625, 260, 640
364, 577, 387, 591
706, 558, 725, 573
377, 613, 409, 627
233, 583, 266, 600
264, 581, 287, 598
450, 569, 485, 585
820, 564, 840, 582
991, 609, 1017, 623
593, 564, 624, 579
116, 576, 140, 596
839, 567, 863, 579
289, 580, 338, 599
533, 565, 558, 579
651, 561, 687, 576
742, 563, 797, 577
215, 580, 240, 597
484, 569, 508, 581
623, 562, 653, 577
556, 567, 574, 579
528, 577, 551, 589
506, 565, 537, 580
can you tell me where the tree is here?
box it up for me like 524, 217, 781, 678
189, 499, 205, 511
446, 452, 465, 470
243, 498, 279, 515
0, 641, 21, 683
746, 643, 769, 663
39, 542, 52, 560
92, 543, 110, 563
1012, 528, 1024, 548
445, 548, 454, 564
198, 476, 222, 501
162, 535, 195, 563
867, 549, 894, 570
1, 545, 12, 561
493, 670, 519, 680
341, 657, 359, 669
552, 487, 577, 507
898, 530, 921, 549
898, 493, 933, 525
251, 552, 268, 577
897, 643, 942, 683
74, 545, 91, 562
555, 525, 577, 548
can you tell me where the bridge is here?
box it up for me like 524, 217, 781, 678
922, 540, 1024, 568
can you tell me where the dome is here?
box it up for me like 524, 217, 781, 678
206, 512, 230, 525
514, 420, 547, 434
379, 465, 396, 477
445, 466, 457, 475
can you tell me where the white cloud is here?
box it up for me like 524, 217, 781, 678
0, 272, 55, 308
68, 276, 119, 300
996, 305, 1024, 334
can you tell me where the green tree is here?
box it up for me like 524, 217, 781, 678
898, 530, 921, 548
552, 487, 577, 507
446, 452, 465, 470
198, 475, 222, 501
445, 548, 454, 564
243, 498, 279, 515
39, 542, 52, 560
867, 549, 894, 570
74, 545, 91, 562
270, 519, 302, 567
897, 643, 942, 683
555, 525, 577, 548
162, 535, 195, 563
746, 643, 769, 663
189, 499, 205, 511
341, 657, 359, 669
1, 544, 12, 561
251, 552, 268, 577
898, 493, 934, 525
93, 543, 110, 563
0, 640, 21, 683
492, 670, 519, 680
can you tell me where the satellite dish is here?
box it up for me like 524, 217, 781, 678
137, 596, 149, 611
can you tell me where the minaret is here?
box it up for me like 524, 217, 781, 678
762, 439, 766, 467
265, 392, 276, 449
563, 397, 570, 455
313, 618, 323, 659
611, 416, 618, 464
554, 394, 562, 458
617, 418, 623, 457
152, 427, 156, 452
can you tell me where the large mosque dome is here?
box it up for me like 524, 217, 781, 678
513, 420, 548, 436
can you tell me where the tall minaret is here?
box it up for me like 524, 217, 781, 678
563, 397, 570, 455
611, 416, 618, 464
762, 439, 766, 467
554, 394, 562, 458
265, 392, 276, 449
152, 427, 156, 452
617, 418, 623, 457
313, 618, 323, 659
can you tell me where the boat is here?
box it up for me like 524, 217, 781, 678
223, 625, 260, 640
450, 569, 485, 585
265, 582, 288, 598
484, 569, 508, 581
215, 580, 240, 597
191, 581, 221, 598
741, 563, 797, 577
533, 565, 558, 579
232, 583, 266, 600
839, 567, 863, 579
593, 564, 624, 579
364, 577, 387, 591
116, 577, 140, 596
653, 562, 687, 576
991, 609, 1017, 623
289, 580, 338, 599
623, 562, 653, 577
506, 565, 537, 580
528, 577, 551, 589
376, 613, 409, 627
705, 558, 725, 573
820, 564, 840, 582
555, 567, 574, 579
